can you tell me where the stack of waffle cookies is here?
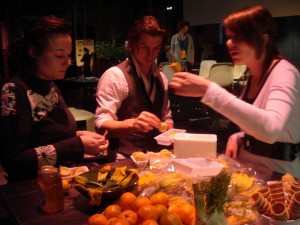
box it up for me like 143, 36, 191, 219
249, 174, 300, 221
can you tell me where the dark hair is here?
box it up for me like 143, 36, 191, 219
126, 16, 168, 53
9, 15, 71, 72
84, 47, 89, 53
177, 20, 189, 31
223, 5, 281, 79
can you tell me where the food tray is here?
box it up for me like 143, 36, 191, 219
130, 155, 149, 168
172, 158, 224, 178
131, 153, 175, 168
154, 129, 186, 146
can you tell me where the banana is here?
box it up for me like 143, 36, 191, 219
110, 166, 127, 184
119, 172, 135, 187
97, 171, 109, 182
159, 178, 184, 189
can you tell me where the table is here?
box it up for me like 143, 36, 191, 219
0, 159, 135, 225
0, 158, 283, 225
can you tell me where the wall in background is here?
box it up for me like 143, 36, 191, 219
184, 1, 300, 68
275, 16, 300, 68
183, 0, 300, 26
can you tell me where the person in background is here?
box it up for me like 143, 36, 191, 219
65, 57, 81, 78
95, 16, 173, 159
81, 47, 92, 76
0, 16, 108, 182
170, 20, 194, 72
169, 5, 300, 178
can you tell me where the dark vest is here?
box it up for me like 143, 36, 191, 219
112, 59, 167, 155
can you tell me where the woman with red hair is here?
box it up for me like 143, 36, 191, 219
170, 6, 300, 178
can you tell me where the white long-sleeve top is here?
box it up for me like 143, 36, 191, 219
201, 59, 300, 144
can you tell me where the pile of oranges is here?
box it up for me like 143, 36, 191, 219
87, 191, 196, 225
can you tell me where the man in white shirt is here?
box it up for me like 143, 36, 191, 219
95, 16, 173, 158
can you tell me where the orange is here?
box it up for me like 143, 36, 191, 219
141, 219, 159, 225
119, 192, 136, 210
117, 209, 137, 225
155, 204, 168, 219
109, 218, 130, 225
177, 204, 196, 225
137, 204, 159, 223
159, 122, 168, 132
104, 204, 122, 219
149, 192, 169, 206
159, 212, 182, 225
87, 213, 108, 225
107, 217, 117, 224
168, 204, 180, 214
131, 196, 151, 212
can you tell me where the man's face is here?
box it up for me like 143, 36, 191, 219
132, 33, 163, 70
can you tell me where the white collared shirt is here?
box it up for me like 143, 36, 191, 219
131, 56, 157, 103
94, 57, 173, 129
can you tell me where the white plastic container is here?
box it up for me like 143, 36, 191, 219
154, 129, 186, 146
172, 158, 224, 178
173, 133, 217, 158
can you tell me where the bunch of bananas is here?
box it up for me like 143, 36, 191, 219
158, 172, 188, 190
74, 166, 138, 206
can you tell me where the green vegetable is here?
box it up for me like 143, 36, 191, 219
193, 169, 231, 225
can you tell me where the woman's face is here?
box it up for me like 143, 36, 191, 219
32, 34, 72, 80
182, 25, 189, 34
225, 29, 256, 66
132, 33, 163, 71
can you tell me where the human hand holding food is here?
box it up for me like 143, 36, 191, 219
77, 130, 108, 156
169, 62, 183, 73
169, 72, 211, 97
159, 122, 168, 132
130, 111, 162, 133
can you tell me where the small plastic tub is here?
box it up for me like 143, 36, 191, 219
154, 129, 186, 146
172, 158, 224, 178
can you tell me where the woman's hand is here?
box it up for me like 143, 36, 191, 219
169, 72, 211, 97
77, 130, 108, 156
225, 134, 240, 159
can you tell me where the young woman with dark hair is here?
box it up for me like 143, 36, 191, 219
0, 16, 108, 182
170, 6, 300, 178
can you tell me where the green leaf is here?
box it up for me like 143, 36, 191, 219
193, 169, 231, 225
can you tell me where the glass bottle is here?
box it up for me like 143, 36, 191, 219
37, 165, 64, 214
